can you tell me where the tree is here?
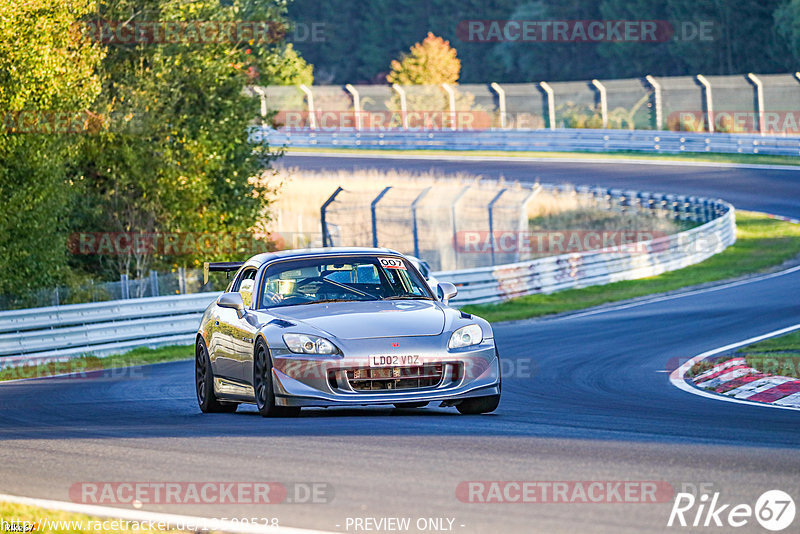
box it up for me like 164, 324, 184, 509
0, 0, 104, 302
387, 33, 461, 85
71, 0, 312, 280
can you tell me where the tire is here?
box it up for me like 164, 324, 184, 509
456, 345, 501, 415
196, 338, 238, 414
393, 402, 428, 409
253, 339, 301, 418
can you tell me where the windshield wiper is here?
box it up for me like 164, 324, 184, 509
382, 294, 434, 301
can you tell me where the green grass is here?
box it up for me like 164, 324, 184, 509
687, 330, 800, 379
0, 501, 193, 534
736, 329, 800, 379
463, 211, 800, 323
288, 146, 800, 167
0, 344, 192, 382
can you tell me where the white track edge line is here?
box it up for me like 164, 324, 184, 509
285, 150, 800, 172
0, 494, 336, 534
557, 264, 800, 320
668, 323, 800, 412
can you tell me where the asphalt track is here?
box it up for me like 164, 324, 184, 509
1, 154, 799, 533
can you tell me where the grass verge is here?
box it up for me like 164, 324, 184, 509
0, 501, 193, 534
463, 211, 800, 323
287, 146, 800, 167
0, 345, 192, 382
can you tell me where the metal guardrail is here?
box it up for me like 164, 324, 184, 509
0, 293, 219, 365
253, 127, 800, 156
0, 188, 735, 366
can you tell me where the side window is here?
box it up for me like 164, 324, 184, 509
232, 268, 257, 307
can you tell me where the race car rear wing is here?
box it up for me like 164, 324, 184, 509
203, 261, 244, 285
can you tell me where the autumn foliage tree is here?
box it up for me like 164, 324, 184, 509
386, 33, 460, 85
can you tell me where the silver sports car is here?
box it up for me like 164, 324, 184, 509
195, 248, 501, 417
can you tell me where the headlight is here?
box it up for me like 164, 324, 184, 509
282, 333, 339, 355
448, 324, 483, 349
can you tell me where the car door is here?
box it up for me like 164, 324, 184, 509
213, 268, 257, 382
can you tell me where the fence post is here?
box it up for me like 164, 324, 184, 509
344, 84, 362, 130
746, 73, 764, 135
320, 186, 344, 247
392, 84, 409, 130
591, 79, 608, 128
120, 273, 130, 300
451, 186, 471, 269
411, 187, 432, 259
539, 82, 556, 129
696, 74, 714, 133
518, 185, 541, 262
490, 82, 506, 128
251, 86, 268, 125
149, 270, 159, 297
487, 189, 507, 266
644, 75, 662, 130
441, 83, 457, 131
371, 186, 392, 248
299, 84, 317, 130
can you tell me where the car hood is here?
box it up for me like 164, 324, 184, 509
269, 300, 445, 339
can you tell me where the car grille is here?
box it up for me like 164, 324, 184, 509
339, 364, 446, 392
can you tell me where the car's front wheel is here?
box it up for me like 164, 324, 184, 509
196, 338, 238, 414
253, 339, 301, 418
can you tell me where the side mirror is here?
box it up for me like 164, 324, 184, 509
437, 282, 458, 305
218, 292, 245, 318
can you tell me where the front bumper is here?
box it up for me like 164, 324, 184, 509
269, 338, 500, 408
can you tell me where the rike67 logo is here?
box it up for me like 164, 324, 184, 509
668, 489, 795, 531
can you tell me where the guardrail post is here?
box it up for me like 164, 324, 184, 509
392, 84, 409, 130
149, 270, 159, 297
490, 82, 507, 129
411, 187, 432, 259
539, 82, 556, 129
120, 274, 129, 300
487, 188, 507, 265
591, 79, 608, 128
344, 84, 362, 130
442, 84, 457, 131
371, 186, 392, 248
746, 73, 765, 135
696, 74, 714, 133
644, 75, 662, 130
178, 267, 186, 293
320, 186, 344, 247
299, 84, 317, 130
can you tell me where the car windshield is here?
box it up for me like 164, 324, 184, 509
258, 255, 433, 309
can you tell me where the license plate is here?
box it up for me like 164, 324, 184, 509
370, 354, 421, 367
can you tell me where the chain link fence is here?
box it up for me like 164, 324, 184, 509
254, 72, 800, 135
0, 268, 216, 311
320, 180, 699, 272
